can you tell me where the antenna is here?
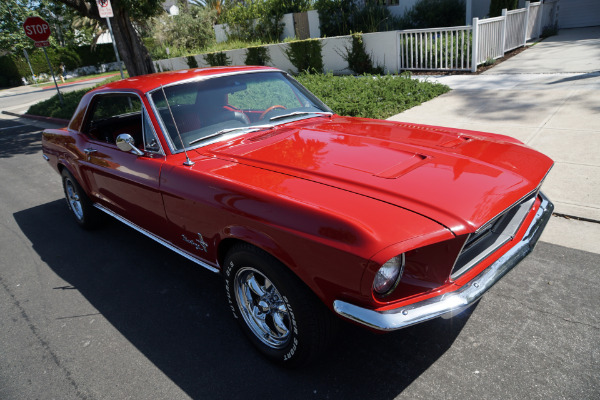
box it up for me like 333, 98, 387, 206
160, 84, 195, 166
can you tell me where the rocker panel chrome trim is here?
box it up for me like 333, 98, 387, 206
334, 192, 554, 332
93, 203, 220, 273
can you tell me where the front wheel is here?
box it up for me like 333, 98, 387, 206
224, 243, 335, 367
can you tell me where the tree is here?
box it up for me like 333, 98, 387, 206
51, 0, 162, 76
148, 1, 216, 55
0, 0, 36, 54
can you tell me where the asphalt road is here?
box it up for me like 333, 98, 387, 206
0, 119, 598, 400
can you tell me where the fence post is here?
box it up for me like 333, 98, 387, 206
471, 17, 478, 73
524, 1, 531, 45
501, 9, 508, 54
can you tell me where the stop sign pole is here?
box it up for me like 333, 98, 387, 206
23, 16, 64, 106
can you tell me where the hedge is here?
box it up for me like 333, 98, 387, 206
1, 43, 118, 88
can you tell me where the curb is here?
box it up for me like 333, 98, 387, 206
2, 110, 69, 126
39, 72, 120, 90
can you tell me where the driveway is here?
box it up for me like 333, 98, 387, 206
390, 27, 600, 254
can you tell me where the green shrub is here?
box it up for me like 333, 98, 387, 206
186, 56, 199, 68
74, 43, 117, 67
0, 56, 23, 88
285, 39, 323, 74
10, 46, 83, 79
315, 0, 399, 37
399, 0, 466, 29
27, 76, 122, 119
489, 0, 518, 17
220, 0, 312, 42
245, 46, 271, 66
147, 5, 216, 58
204, 52, 231, 67
296, 72, 450, 119
344, 33, 383, 75
352, 2, 398, 33
314, 0, 357, 37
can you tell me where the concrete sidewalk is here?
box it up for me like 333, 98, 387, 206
390, 27, 600, 254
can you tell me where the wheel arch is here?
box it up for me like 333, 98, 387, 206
216, 228, 329, 306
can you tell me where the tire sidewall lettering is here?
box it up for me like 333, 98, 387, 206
224, 252, 302, 363
225, 260, 238, 319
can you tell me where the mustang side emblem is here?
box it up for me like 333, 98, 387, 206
182, 233, 208, 252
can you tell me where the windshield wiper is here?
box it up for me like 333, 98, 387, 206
269, 111, 333, 122
188, 124, 273, 145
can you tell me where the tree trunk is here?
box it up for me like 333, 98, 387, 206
55, 0, 156, 77
109, 6, 155, 77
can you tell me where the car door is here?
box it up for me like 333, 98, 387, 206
78, 92, 168, 233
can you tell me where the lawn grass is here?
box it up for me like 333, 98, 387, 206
27, 72, 449, 121
296, 73, 450, 120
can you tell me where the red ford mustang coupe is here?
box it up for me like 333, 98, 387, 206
42, 66, 554, 366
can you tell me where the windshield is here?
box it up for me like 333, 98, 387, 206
149, 71, 332, 152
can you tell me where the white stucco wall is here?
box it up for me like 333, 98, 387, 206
307, 10, 321, 39
214, 24, 228, 43
281, 13, 295, 40
321, 36, 352, 74
362, 31, 399, 73
156, 29, 402, 75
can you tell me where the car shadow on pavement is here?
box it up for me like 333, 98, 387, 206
14, 200, 476, 400
0, 124, 41, 158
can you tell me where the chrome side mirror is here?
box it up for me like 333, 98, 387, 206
116, 134, 144, 156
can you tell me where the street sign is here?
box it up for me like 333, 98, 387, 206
96, 0, 124, 80
96, 0, 114, 18
23, 16, 51, 42
23, 16, 63, 105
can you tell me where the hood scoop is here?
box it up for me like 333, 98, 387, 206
337, 153, 428, 179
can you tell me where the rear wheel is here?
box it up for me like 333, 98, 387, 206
224, 243, 335, 367
61, 169, 102, 229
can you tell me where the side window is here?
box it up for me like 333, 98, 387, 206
143, 109, 161, 153
84, 94, 143, 146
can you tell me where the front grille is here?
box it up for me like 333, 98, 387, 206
451, 191, 538, 279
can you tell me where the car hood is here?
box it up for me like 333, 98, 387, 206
202, 116, 553, 235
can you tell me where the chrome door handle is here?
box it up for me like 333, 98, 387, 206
84, 148, 97, 155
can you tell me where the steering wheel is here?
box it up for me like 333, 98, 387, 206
259, 105, 287, 120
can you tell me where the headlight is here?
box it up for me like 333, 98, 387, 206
373, 254, 405, 296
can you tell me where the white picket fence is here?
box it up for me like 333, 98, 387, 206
156, 1, 560, 76
399, 26, 472, 71
399, 0, 558, 72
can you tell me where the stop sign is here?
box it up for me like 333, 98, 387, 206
23, 16, 51, 42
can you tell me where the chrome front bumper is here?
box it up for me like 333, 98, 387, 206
333, 192, 554, 331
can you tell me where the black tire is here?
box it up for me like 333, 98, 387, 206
61, 169, 102, 229
223, 243, 336, 367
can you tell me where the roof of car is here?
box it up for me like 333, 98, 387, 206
93, 65, 281, 94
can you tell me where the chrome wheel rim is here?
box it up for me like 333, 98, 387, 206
234, 267, 291, 349
65, 178, 84, 220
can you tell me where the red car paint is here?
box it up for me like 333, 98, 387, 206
42, 66, 553, 329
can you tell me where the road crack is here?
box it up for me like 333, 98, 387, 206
493, 292, 600, 331
0, 277, 95, 400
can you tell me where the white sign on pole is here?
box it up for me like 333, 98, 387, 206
96, 0, 114, 18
